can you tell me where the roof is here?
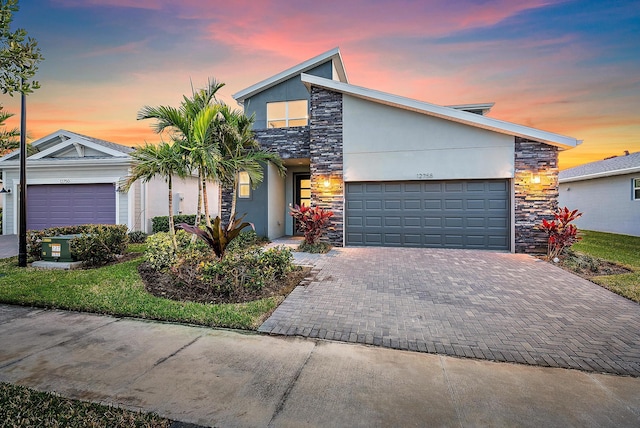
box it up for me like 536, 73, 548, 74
0, 129, 133, 164
232, 47, 348, 105
559, 151, 640, 182
301, 73, 581, 150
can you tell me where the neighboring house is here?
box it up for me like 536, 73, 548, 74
0, 130, 217, 234
559, 151, 640, 237
227, 48, 581, 253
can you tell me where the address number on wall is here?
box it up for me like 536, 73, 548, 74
416, 173, 434, 179
60, 179, 71, 184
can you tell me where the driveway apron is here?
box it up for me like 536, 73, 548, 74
260, 247, 640, 376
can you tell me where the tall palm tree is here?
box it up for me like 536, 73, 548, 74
215, 105, 285, 223
137, 79, 224, 228
124, 141, 186, 249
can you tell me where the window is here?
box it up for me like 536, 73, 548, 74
238, 171, 251, 199
267, 100, 308, 128
634, 178, 640, 200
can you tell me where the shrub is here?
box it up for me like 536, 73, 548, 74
201, 246, 293, 293
145, 230, 210, 272
151, 214, 202, 233
298, 240, 332, 254
226, 230, 268, 253
289, 204, 333, 245
177, 214, 254, 259
70, 225, 129, 267
128, 230, 148, 243
27, 224, 128, 266
539, 207, 583, 261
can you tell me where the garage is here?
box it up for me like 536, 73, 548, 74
27, 183, 116, 231
345, 180, 510, 250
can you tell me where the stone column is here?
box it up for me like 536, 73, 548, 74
309, 86, 344, 246
514, 137, 559, 253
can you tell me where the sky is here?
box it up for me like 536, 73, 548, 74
2, 0, 639, 169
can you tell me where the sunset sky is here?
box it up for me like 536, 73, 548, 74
2, 0, 639, 169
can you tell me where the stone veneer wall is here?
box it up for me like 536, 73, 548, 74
514, 137, 559, 253
309, 86, 344, 246
254, 127, 310, 160
219, 184, 233, 225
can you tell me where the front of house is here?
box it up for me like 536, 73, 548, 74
0, 130, 218, 234
226, 48, 580, 253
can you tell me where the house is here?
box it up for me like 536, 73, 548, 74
226, 48, 581, 253
559, 151, 640, 237
0, 130, 217, 234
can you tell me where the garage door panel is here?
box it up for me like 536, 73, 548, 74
346, 180, 509, 250
27, 184, 116, 231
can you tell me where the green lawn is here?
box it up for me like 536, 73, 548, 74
0, 249, 280, 330
572, 230, 640, 303
0, 382, 171, 427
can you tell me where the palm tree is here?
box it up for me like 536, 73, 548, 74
137, 79, 224, 228
124, 141, 186, 249
215, 105, 285, 223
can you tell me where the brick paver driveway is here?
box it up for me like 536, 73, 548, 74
260, 247, 640, 376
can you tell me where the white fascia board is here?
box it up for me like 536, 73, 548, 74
0, 157, 132, 169
559, 166, 640, 183
29, 135, 129, 159
301, 74, 581, 150
233, 47, 346, 104
0, 129, 69, 163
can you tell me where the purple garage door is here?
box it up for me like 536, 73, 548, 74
27, 184, 116, 231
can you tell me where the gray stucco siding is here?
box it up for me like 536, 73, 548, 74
342, 95, 514, 182
245, 62, 333, 129
559, 173, 640, 236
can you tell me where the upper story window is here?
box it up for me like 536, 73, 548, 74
267, 100, 308, 128
238, 171, 251, 199
634, 178, 640, 200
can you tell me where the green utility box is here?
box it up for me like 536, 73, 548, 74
41, 235, 80, 262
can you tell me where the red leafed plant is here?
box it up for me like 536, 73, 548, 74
289, 204, 334, 245
539, 207, 583, 261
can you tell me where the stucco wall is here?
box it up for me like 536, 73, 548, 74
342, 95, 514, 182
267, 162, 286, 239
559, 173, 640, 236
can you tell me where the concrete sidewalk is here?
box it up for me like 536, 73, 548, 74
1, 305, 639, 427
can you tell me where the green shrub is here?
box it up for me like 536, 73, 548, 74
152, 214, 204, 233
201, 246, 293, 293
298, 240, 332, 254
70, 225, 129, 267
128, 230, 148, 243
27, 224, 128, 266
144, 230, 208, 271
225, 230, 268, 253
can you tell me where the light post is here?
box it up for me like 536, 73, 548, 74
18, 78, 27, 267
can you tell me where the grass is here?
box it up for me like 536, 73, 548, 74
0, 246, 280, 330
571, 230, 640, 303
0, 382, 171, 427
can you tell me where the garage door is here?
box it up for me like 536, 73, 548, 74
345, 180, 509, 250
27, 184, 116, 231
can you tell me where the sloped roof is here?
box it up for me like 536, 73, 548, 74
232, 47, 348, 104
559, 151, 640, 182
301, 74, 581, 150
0, 129, 133, 164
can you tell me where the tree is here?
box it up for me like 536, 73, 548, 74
0, 0, 43, 95
0, 105, 18, 154
138, 79, 224, 228
124, 141, 187, 249
215, 105, 285, 223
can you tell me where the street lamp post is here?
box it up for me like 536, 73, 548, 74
18, 80, 27, 267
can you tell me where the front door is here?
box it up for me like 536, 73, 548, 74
294, 174, 311, 235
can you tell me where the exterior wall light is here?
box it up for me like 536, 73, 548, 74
323, 179, 330, 188
0, 188, 11, 193
531, 174, 541, 184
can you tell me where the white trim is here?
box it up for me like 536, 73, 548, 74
127, 181, 135, 230
510, 178, 516, 253
11, 176, 121, 185
559, 166, 640, 183
0, 158, 131, 169
28, 138, 128, 160
232, 47, 348, 104
301, 73, 581, 150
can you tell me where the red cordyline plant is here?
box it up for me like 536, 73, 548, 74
289, 204, 334, 245
539, 207, 583, 261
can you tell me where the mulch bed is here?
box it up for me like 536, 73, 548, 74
137, 262, 311, 305
543, 253, 631, 279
